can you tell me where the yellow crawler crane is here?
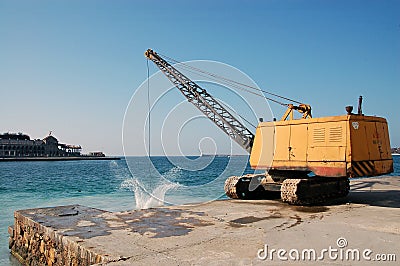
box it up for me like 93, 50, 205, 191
145, 49, 393, 205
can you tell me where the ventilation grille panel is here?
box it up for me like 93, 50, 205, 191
329, 127, 343, 142
313, 128, 325, 143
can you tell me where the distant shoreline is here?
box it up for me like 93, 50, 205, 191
0, 156, 120, 162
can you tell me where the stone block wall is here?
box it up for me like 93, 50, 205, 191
9, 210, 106, 266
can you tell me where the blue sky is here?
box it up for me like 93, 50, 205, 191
1, 0, 399, 155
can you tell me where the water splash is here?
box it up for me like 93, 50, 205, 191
120, 166, 182, 209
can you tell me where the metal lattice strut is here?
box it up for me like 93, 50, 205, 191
145, 49, 254, 153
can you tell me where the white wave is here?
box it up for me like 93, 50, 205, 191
109, 160, 118, 167
161, 166, 182, 181
109, 160, 133, 181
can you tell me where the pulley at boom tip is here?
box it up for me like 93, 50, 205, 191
144, 49, 156, 60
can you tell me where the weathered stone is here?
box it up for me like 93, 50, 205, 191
8, 226, 14, 237
39, 240, 45, 254
49, 247, 55, 262
8, 237, 14, 249
9, 205, 109, 266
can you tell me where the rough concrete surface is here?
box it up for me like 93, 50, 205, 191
10, 176, 400, 265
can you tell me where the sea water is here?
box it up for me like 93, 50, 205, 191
0, 156, 252, 265
1, 156, 399, 265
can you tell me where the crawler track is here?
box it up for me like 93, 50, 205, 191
224, 176, 241, 199
225, 175, 350, 205
224, 174, 272, 199
281, 177, 350, 205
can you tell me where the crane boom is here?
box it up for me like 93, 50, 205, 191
145, 49, 254, 153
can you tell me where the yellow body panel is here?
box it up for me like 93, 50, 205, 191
290, 124, 308, 161
250, 115, 393, 177
274, 125, 290, 161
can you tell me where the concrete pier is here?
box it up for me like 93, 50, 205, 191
9, 176, 399, 265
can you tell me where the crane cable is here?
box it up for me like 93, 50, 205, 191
158, 54, 260, 129
163, 59, 287, 107
219, 101, 257, 129
158, 52, 303, 106
146, 59, 151, 158
160, 54, 287, 107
